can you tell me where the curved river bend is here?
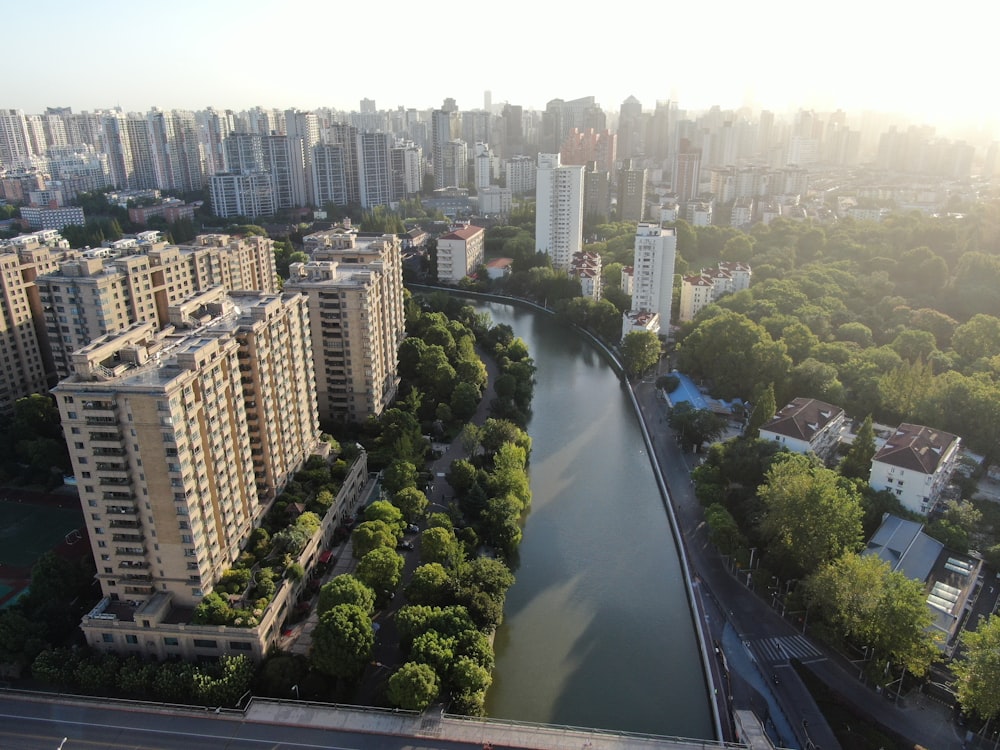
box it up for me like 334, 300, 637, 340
476, 302, 713, 739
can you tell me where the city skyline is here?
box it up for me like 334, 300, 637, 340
6, 0, 998, 137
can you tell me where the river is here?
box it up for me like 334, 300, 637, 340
476, 301, 713, 740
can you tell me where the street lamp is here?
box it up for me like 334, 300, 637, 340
291, 684, 300, 700
748, 547, 757, 571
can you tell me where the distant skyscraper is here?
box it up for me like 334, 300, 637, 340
0, 109, 33, 167
617, 159, 647, 222
484, 90, 492, 113
431, 101, 460, 189
535, 153, 584, 272
673, 146, 702, 202
583, 162, 611, 222
617, 95, 644, 159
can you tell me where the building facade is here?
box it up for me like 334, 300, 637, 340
759, 397, 845, 461
869, 423, 961, 515
534, 153, 584, 272
436, 224, 486, 282
630, 224, 677, 327
285, 230, 405, 425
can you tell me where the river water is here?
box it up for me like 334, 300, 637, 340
476, 302, 713, 740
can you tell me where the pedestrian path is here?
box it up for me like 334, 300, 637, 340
753, 636, 824, 664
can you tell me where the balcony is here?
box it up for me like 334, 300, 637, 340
99, 477, 130, 487
112, 533, 145, 543
123, 584, 155, 595
105, 505, 138, 515
82, 400, 115, 412
85, 415, 118, 426
102, 491, 134, 501
115, 546, 146, 556
109, 519, 141, 529
93, 447, 127, 457
118, 560, 149, 570
89, 432, 123, 447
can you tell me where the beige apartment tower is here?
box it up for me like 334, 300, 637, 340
54, 289, 319, 610
285, 229, 405, 424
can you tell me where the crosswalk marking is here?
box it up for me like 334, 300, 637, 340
754, 635, 824, 663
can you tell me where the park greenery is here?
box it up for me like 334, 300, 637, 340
294, 294, 531, 713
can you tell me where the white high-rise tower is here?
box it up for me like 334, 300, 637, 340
631, 223, 677, 325
534, 153, 584, 272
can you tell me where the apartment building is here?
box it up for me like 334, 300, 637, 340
285, 230, 405, 425
570, 251, 602, 301
36, 234, 277, 381
436, 224, 485, 282
55, 290, 319, 604
630, 224, 677, 327
678, 261, 752, 322
535, 153, 584, 272
759, 397, 845, 462
869, 423, 961, 515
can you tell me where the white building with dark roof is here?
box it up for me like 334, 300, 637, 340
869, 423, 961, 515
759, 397, 845, 461
864, 513, 981, 650
436, 224, 485, 282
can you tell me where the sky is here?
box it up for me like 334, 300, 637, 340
6, 0, 998, 137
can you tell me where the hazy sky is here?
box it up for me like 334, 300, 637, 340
6, 0, 997, 134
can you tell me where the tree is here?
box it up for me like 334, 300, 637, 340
668, 402, 728, 453
677, 310, 791, 401
745, 384, 775, 440
354, 547, 404, 596
806, 553, 939, 681
386, 661, 440, 710
318, 575, 375, 617
420, 526, 464, 569
450, 381, 481, 420
621, 330, 660, 377
350, 520, 397, 559
382, 459, 418, 494
405, 563, 453, 606
310, 604, 374, 679
839, 415, 876, 481
953, 614, 1000, 721
393, 486, 429, 521
758, 454, 864, 578
364, 500, 405, 536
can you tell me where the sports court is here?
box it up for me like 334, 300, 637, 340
0, 495, 85, 607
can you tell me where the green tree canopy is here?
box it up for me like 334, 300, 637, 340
758, 454, 864, 578
310, 604, 374, 679
386, 661, 440, 710
621, 330, 661, 378
953, 614, 1000, 721
318, 575, 376, 617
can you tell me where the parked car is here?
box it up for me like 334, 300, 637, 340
396, 540, 414, 551
405, 523, 419, 534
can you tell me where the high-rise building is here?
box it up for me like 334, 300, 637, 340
209, 172, 275, 219
630, 223, 677, 327
55, 289, 320, 616
356, 131, 394, 208
583, 162, 611, 222
431, 102, 460, 189
505, 155, 536, 195
534, 153, 584, 272
0, 109, 33, 167
285, 109, 320, 206
617, 159, 647, 222
673, 147, 702, 202
617, 95, 644, 159
285, 230, 405, 425
312, 143, 349, 207
37, 234, 278, 380
0, 251, 50, 410
440, 139, 468, 189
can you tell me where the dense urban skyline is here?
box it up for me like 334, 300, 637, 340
7, 0, 998, 136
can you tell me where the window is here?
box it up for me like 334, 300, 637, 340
163, 637, 179, 646
229, 641, 252, 651
102, 633, 114, 643
193, 639, 217, 649
125, 634, 138, 644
